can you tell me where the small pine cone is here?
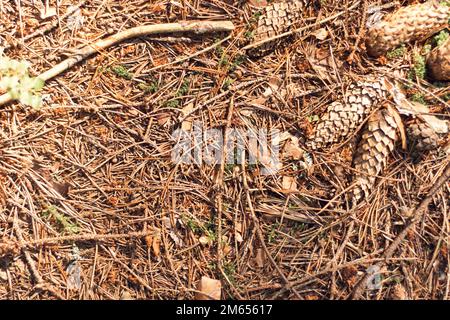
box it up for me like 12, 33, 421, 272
352, 109, 398, 203
307, 79, 389, 150
427, 37, 450, 80
407, 121, 440, 152
366, 1, 449, 57
248, 0, 305, 57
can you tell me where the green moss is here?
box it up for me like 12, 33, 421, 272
307, 115, 320, 123
244, 30, 254, 40
177, 79, 190, 97
268, 222, 281, 243
219, 55, 229, 67
433, 30, 449, 47
138, 81, 158, 94
223, 261, 236, 284
111, 65, 133, 80
165, 99, 180, 108
411, 93, 427, 105
215, 45, 224, 56
222, 77, 234, 90
386, 45, 406, 59
165, 79, 190, 108
42, 205, 79, 234
409, 53, 426, 80
230, 55, 246, 71
251, 10, 263, 23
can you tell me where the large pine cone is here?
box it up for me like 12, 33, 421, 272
352, 109, 398, 203
307, 79, 389, 150
366, 1, 449, 57
248, 0, 305, 57
427, 37, 450, 80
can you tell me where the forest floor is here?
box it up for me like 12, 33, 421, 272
0, 0, 449, 300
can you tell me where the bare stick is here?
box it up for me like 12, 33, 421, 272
0, 20, 235, 106
2, 230, 156, 253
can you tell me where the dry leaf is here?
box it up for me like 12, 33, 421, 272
0, 270, 7, 282
169, 231, 184, 247
235, 232, 243, 243
151, 3, 166, 14
282, 134, 304, 160
262, 78, 281, 98
312, 28, 329, 40
26, 18, 40, 28
179, 102, 195, 131
120, 291, 134, 300
144, 234, 153, 248
305, 46, 341, 82
408, 102, 448, 134
39, 7, 57, 19
152, 233, 161, 257
282, 176, 297, 192
391, 283, 408, 300
421, 114, 448, 134
199, 235, 211, 246
196, 276, 222, 300
239, 108, 254, 117
156, 113, 171, 127
223, 244, 231, 256
387, 104, 407, 150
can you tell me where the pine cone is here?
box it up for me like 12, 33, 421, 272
366, 1, 449, 57
352, 109, 398, 203
407, 121, 440, 152
427, 37, 450, 80
307, 79, 389, 150
248, 0, 305, 57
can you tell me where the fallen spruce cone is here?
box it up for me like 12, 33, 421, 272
248, 0, 305, 56
427, 37, 450, 80
407, 121, 440, 152
307, 79, 389, 150
352, 108, 398, 203
366, 1, 449, 57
